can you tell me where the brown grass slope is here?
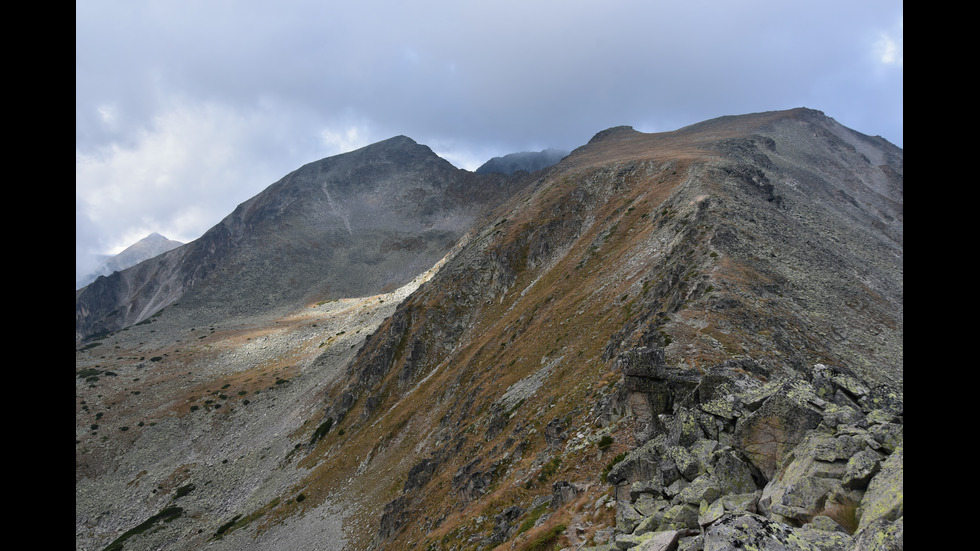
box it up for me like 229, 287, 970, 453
282, 108, 902, 549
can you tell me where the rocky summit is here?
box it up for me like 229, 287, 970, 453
75, 108, 902, 551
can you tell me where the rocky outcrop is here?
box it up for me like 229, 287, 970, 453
581, 348, 903, 551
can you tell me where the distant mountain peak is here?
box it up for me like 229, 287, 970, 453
76, 233, 184, 290
475, 148, 569, 175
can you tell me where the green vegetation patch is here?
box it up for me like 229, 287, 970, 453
310, 417, 334, 445
77, 368, 103, 379
173, 483, 195, 499
522, 523, 566, 551
213, 514, 243, 539
102, 507, 183, 551
517, 503, 549, 536
538, 457, 561, 482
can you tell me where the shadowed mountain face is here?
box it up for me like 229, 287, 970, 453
75, 136, 524, 342
475, 148, 569, 175
75, 109, 902, 551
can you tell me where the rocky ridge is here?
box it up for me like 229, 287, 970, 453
76, 108, 902, 551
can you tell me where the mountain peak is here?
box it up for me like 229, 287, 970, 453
474, 148, 569, 175
76, 233, 184, 289
587, 125, 639, 144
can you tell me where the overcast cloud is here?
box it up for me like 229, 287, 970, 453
76, 0, 903, 283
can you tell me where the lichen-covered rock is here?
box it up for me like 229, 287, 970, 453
734, 383, 824, 480
676, 474, 724, 506
858, 385, 903, 418
790, 523, 852, 550
703, 512, 846, 550
856, 445, 902, 533
709, 448, 760, 496
841, 449, 883, 490
700, 491, 762, 528
849, 516, 902, 551
633, 494, 669, 519
616, 501, 645, 534
627, 529, 695, 551
768, 477, 846, 525
607, 435, 668, 487
666, 407, 706, 447
866, 423, 902, 454
604, 359, 902, 551
677, 533, 705, 551
659, 504, 700, 531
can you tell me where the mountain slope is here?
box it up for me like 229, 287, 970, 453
75, 108, 902, 551
74, 137, 525, 343
305, 108, 901, 549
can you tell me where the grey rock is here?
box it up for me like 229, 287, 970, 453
708, 449, 760, 496
807, 515, 848, 533
849, 516, 902, 551
866, 423, 902, 454
704, 513, 843, 550
633, 494, 669, 518
607, 435, 668, 487
841, 449, 883, 490
677, 533, 705, 551
675, 473, 723, 506
630, 479, 664, 501
551, 480, 585, 509
616, 502, 645, 534
488, 505, 526, 545
734, 383, 824, 480
856, 445, 902, 532
659, 504, 700, 531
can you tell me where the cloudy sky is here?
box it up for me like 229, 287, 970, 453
76, 0, 902, 283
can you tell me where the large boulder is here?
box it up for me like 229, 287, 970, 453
734, 381, 824, 480
855, 445, 903, 533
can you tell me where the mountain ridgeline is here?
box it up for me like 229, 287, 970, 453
75, 108, 903, 551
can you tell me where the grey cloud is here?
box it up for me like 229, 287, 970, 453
76, 0, 902, 281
